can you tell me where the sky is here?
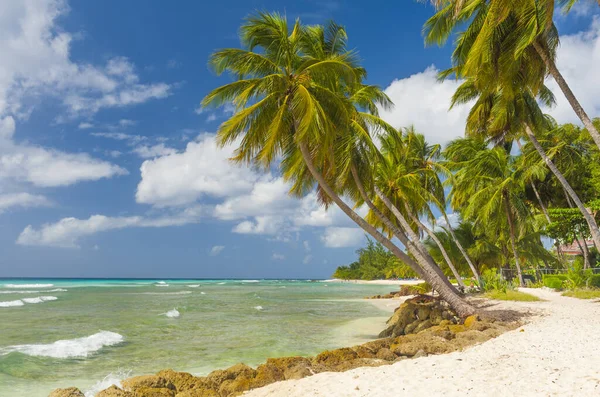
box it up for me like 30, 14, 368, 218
1, 0, 599, 278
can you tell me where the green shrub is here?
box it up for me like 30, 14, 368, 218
589, 274, 600, 288
543, 274, 567, 290
484, 290, 541, 301
480, 269, 513, 292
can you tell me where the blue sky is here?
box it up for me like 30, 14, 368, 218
1, 0, 599, 278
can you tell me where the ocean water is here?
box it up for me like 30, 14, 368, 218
0, 279, 395, 397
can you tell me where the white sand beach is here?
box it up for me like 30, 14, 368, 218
322, 279, 425, 286
245, 288, 600, 397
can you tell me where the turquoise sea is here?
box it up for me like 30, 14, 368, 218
0, 279, 395, 397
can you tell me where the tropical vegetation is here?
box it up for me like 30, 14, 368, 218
205, 6, 600, 316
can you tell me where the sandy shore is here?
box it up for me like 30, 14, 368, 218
245, 288, 600, 397
322, 279, 424, 286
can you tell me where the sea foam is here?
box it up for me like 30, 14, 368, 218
162, 309, 180, 318
3, 284, 54, 289
22, 296, 57, 304
0, 288, 66, 294
0, 299, 24, 307
0, 331, 124, 358
254, 306, 264, 311
84, 369, 132, 397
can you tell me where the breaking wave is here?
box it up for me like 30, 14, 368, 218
0, 331, 124, 358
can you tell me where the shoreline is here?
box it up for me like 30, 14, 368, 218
322, 279, 425, 286
53, 292, 526, 397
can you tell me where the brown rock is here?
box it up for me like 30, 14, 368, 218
375, 347, 396, 361
122, 376, 175, 392
351, 345, 376, 359
463, 314, 479, 328
413, 319, 433, 333
175, 389, 219, 397
263, 356, 313, 380
312, 347, 358, 371
156, 370, 206, 392
95, 385, 135, 397
48, 388, 85, 397
133, 387, 175, 397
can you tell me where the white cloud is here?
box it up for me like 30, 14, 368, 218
272, 252, 285, 261
78, 122, 93, 129
379, 66, 471, 145
303, 254, 312, 264
132, 143, 177, 159
0, 2, 170, 119
321, 227, 365, 248
194, 105, 204, 115
16, 208, 204, 248
136, 134, 259, 207
543, 17, 600, 124
206, 114, 217, 122
0, 193, 51, 213
303, 240, 311, 252
209, 245, 225, 256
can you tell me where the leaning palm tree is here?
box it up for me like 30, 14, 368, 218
445, 139, 529, 286
202, 13, 475, 315
450, 72, 600, 251
424, 0, 600, 152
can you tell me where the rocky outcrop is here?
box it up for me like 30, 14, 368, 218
57, 299, 518, 397
366, 283, 432, 299
48, 388, 84, 397
379, 295, 459, 338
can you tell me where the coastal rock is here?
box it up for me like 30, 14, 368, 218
95, 385, 134, 397
156, 370, 206, 392
48, 387, 85, 397
312, 347, 358, 371
260, 357, 313, 380
413, 319, 433, 333
375, 347, 396, 361
464, 314, 479, 328
121, 375, 175, 393
133, 387, 175, 397
379, 296, 455, 338
175, 390, 219, 397
206, 363, 257, 396
351, 345, 377, 359
391, 334, 453, 356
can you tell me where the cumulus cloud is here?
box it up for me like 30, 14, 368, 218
321, 227, 365, 248
136, 134, 259, 207
543, 17, 600, 124
0, 1, 170, 118
209, 245, 225, 256
271, 252, 285, 261
16, 208, 204, 248
131, 143, 177, 159
378, 66, 471, 145
0, 193, 51, 213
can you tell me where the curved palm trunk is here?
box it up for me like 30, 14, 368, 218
531, 182, 551, 223
371, 185, 458, 290
299, 144, 475, 316
524, 125, 600, 251
349, 165, 459, 293
406, 210, 467, 289
533, 41, 600, 152
441, 212, 481, 284
574, 236, 590, 269
503, 195, 525, 287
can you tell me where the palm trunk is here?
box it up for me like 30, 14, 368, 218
441, 212, 481, 284
573, 236, 590, 269
371, 185, 458, 290
533, 41, 600, 152
532, 182, 551, 223
503, 194, 525, 287
524, 124, 600, 251
581, 234, 591, 269
405, 210, 467, 289
299, 144, 474, 316
348, 165, 459, 293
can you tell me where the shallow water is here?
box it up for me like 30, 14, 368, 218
0, 279, 395, 396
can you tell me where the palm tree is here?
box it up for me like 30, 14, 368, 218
424, 0, 600, 152
202, 13, 475, 315
445, 139, 529, 286
449, 71, 600, 251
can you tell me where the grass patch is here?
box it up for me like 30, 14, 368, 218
484, 289, 541, 302
562, 289, 600, 299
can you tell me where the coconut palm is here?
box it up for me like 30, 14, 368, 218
202, 13, 475, 315
450, 72, 600, 251
424, 0, 600, 152
445, 139, 529, 286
